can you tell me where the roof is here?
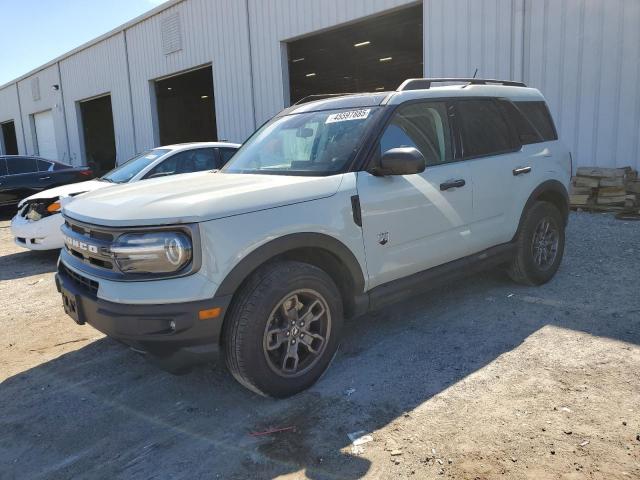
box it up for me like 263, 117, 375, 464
157, 141, 242, 150
0, 0, 185, 91
281, 92, 392, 116
387, 84, 545, 104
282, 82, 544, 115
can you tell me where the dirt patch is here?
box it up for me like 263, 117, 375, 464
1, 210, 639, 479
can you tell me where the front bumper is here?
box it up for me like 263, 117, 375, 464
11, 213, 65, 250
55, 262, 232, 372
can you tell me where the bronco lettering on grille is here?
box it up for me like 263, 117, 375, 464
64, 235, 99, 254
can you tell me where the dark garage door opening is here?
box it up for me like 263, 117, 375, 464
287, 4, 423, 104
1, 120, 19, 155
155, 66, 217, 146
80, 95, 116, 175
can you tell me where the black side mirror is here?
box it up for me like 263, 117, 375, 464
372, 147, 426, 176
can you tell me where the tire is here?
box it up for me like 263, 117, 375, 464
508, 201, 565, 286
223, 260, 343, 398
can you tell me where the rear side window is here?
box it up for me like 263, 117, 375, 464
514, 101, 558, 141
457, 100, 516, 158
497, 100, 543, 145
189, 148, 217, 171
6, 157, 37, 174
218, 148, 237, 167
145, 148, 217, 178
379, 101, 453, 166
37, 159, 53, 171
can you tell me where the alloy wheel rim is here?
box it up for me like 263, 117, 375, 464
263, 289, 331, 378
531, 217, 559, 270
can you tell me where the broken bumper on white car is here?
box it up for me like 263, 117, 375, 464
11, 213, 65, 250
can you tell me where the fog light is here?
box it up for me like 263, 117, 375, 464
169, 320, 176, 331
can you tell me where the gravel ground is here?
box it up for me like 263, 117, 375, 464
1, 209, 639, 479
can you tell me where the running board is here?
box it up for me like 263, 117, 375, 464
365, 243, 517, 312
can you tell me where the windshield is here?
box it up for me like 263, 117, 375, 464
222, 107, 381, 175
101, 149, 171, 183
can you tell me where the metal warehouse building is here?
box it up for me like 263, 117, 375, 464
1, 0, 639, 173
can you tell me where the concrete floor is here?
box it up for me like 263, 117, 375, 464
1, 210, 639, 479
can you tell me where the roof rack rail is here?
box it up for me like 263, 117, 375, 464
293, 93, 360, 105
397, 78, 527, 91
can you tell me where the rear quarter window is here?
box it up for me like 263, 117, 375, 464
514, 101, 558, 141
218, 148, 237, 167
37, 159, 53, 171
497, 100, 543, 145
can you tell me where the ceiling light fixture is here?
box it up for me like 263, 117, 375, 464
201, 95, 209, 99
167, 87, 172, 91
379, 57, 393, 62
353, 41, 371, 47
305, 73, 316, 77
292, 57, 305, 63
375, 87, 385, 91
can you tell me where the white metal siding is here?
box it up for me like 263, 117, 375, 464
59, 32, 135, 166
0, 85, 26, 154
33, 110, 57, 160
524, 0, 640, 171
16, 64, 69, 162
247, 0, 418, 124
424, 0, 524, 81
1, 0, 639, 172
126, 0, 255, 150
426, 0, 640, 171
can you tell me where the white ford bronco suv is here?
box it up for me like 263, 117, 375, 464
56, 78, 571, 397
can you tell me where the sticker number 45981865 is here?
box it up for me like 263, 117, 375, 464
325, 109, 371, 124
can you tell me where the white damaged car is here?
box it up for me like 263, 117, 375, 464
11, 142, 239, 250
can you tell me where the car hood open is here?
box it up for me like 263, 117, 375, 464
18, 180, 109, 207
63, 171, 345, 227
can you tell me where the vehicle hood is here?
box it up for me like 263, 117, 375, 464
18, 180, 108, 206
63, 171, 345, 227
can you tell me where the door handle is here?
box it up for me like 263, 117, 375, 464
39, 176, 51, 180
513, 166, 532, 176
440, 179, 466, 191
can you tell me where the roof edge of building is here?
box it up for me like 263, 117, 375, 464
0, 0, 184, 91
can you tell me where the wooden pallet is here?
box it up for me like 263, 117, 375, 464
569, 166, 638, 213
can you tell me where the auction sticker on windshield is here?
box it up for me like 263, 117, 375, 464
326, 109, 370, 123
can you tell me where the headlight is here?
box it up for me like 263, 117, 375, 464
110, 232, 192, 274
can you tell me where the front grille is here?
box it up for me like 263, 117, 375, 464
66, 220, 115, 242
60, 263, 99, 295
62, 218, 117, 273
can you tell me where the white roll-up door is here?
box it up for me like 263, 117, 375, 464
33, 110, 57, 160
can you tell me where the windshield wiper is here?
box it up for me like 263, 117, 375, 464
99, 177, 115, 183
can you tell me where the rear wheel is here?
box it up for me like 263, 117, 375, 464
223, 261, 343, 397
508, 201, 565, 285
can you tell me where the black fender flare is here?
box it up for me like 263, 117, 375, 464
215, 232, 366, 297
513, 180, 569, 241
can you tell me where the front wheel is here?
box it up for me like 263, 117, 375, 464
508, 201, 565, 285
223, 261, 343, 397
